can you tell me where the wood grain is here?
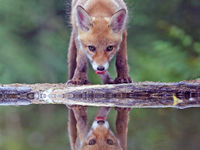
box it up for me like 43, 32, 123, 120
0, 81, 200, 109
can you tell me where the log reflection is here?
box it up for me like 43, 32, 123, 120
0, 82, 200, 109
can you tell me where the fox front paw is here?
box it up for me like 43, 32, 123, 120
71, 105, 88, 114
67, 78, 90, 85
114, 76, 132, 84
115, 107, 131, 113
115, 107, 131, 120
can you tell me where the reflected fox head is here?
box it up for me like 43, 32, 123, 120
76, 6, 127, 74
80, 120, 122, 150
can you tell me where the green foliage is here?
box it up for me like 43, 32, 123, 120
0, 0, 200, 150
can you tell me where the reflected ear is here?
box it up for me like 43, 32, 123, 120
109, 9, 126, 33
76, 5, 92, 31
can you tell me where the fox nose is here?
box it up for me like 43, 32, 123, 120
97, 120, 105, 125
97, 66, 105, 71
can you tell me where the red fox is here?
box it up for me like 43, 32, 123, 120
67, 0, 131, 84
68, 106, 130, 150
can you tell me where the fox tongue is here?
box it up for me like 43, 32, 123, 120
96, 116, 106, 121
96, 70, 105, 75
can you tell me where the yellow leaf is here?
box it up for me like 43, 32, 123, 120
173, 95, 183, 106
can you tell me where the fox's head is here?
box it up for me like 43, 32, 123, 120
80, 119, 122, 150
76, 6, 127, 74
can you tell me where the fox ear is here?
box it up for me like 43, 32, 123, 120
76, 5, 92, 31
110, 9, 126, 33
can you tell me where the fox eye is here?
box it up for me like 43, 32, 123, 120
106, 45, 113, 52
88, 45, 96, 52
88, 139, 96, 145
107, 139, 114, 145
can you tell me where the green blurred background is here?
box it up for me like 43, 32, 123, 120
0, 0, 200, 150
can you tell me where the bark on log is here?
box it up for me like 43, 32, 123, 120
0, 81, 200, 109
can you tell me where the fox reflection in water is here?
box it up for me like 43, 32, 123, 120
68, 106, 130, 150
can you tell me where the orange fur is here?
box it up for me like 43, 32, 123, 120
67, 0, 131, 84
68, 106, 130, 150
67, 1, 132, 149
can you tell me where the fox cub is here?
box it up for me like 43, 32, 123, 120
67, 0, 131, 84
68, 106, 130, 150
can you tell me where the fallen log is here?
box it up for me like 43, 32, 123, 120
0, 81, 200, 109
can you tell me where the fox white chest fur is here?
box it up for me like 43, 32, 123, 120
67, 1, 131, 149
67, 0, 131, 85
68, 106, 130, 150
